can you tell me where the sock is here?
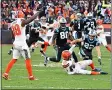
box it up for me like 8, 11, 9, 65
10, 49, 13, 51
91, 71, 100, 75
43, 45, 47, 52
40, 49, 47, 57
25, 59, 33, 76
31, 43, 35, 49
44, 41, 49, 46
5, 59, 17, 74
89, 62, 95, 70
106, 46, 111, 52
98, 57, 101, 59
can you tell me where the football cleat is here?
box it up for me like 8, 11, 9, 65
44, 57, 48, 66
92, 68, 101, 72
29, 76, 38, 80
98, 58, 102, 65
8, 50, 12, 55
2, 73, 9, 80
100, 71, 108, 75
31, 48, 35, 53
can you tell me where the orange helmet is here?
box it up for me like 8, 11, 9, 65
62, 50, 71, 60
96, 19, 103, 25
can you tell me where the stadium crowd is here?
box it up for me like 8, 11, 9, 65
1, 0, 111, 30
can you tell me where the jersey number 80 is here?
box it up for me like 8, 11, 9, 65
60, 32, 68, 39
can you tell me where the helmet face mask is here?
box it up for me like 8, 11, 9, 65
60, 23, 66, 28
88, 29, 96, 40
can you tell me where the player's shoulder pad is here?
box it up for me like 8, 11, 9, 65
54, 28, 59, 33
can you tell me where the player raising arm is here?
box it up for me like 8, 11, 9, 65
2, 10, 42, 80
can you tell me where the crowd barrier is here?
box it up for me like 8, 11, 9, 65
1, 28, 111, 44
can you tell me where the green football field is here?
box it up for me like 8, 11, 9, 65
1, 45, 111, 89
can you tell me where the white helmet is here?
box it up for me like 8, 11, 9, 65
88, 29, 97, 36
77, 13, 81, 16
59, 17, 67, 24
87, 13, 93, 18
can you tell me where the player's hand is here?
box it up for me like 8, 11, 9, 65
70, 40, 76, 45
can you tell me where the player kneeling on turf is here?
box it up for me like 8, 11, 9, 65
61, 45, 108, 75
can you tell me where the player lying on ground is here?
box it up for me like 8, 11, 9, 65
61, 45, 108, 75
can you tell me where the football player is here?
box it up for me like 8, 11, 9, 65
43, 17, 78, 66
96, 19, 111, 52
83, 13, 96, 35
95, 19, 111, 65
70, 13, 84, 40
2, 10, 42, 80
71, 29, 101, 62
61, 45, 108, 75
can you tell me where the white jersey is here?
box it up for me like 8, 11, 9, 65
11, 18, 26, 46
11, 18, 30, 59
96, 25, 107, 46
62, 60, 92, 75
96, 25, 105, 38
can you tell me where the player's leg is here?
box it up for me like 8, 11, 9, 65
43, 46, 63, 66
78, 67, 107, 75
47, 46, 63, 62
101, 37, 111, 52
80, 60, 100, 71
8, 47, 13, 55
3, 47, 20, 80
78, 60, 93, 69
27, 38, 37, 52
95, 46, 102, 65
21, 45, 37, 80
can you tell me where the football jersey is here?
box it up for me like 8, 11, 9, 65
54, 27, 69, 46
82, 35, 100, 52
70, 19, 83, 32
11, 18, 26, 46
62, 60, 91, 75
96, 25, 105, 38
83, 18, 96, 34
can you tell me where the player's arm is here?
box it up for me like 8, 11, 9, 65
71, 38, 83, 44
21, 11, 41, 27
51, 29, 58, 45
68, 31, 74, 41
70, 21, 74, 31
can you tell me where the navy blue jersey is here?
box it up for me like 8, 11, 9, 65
70, 19, 84, 32
82, 35, 100, 52
83, 18, 96, 34
54, 27, 69, 46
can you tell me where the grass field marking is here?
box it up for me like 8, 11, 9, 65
4, 85, 26, 88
